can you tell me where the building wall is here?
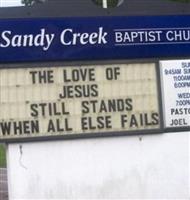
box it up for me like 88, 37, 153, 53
7, 131, 189, 199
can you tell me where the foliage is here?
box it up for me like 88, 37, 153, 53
0, 144, 6, 167
22, 0, 190, 7
21, 0, 34, 6
21, 0, 45, 6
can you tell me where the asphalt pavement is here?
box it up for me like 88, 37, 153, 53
0, 168, 8, 200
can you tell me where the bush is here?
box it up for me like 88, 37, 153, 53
0, 144, 6, 167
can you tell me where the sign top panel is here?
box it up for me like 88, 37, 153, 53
1, 16, 190, 63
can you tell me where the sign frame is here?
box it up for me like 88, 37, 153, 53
0, 59, 189, 143
0, 59, 166, 143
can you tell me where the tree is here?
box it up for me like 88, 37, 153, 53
21, 0, 46, 6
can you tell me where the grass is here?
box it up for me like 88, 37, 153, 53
0, 144, 6, 167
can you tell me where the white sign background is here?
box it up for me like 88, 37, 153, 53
160, 60, 190, 128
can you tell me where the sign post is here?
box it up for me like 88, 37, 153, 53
103, 0, 108, 8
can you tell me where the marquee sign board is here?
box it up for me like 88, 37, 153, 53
1, 16, 190, 63
160, 60, 190, 128
0, 63, 160, 141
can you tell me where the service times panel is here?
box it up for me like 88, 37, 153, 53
160, 60, 190, 128
0, 63, 160, 141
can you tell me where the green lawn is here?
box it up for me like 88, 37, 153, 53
0, 144, 6, 167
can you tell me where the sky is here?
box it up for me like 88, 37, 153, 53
0, 0, 22, 7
